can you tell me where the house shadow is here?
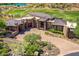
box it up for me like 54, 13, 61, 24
18, 28, 31, 34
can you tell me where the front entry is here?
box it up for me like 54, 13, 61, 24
28, 22, 32, 28
28, 21, 32, 28
39, 21, 46, 30
40, 21, 44, 29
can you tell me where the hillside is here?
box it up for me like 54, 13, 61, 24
0, 3, 79, 22
27, 3, 79, 11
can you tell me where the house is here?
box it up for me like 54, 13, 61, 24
6, 12, 77, 38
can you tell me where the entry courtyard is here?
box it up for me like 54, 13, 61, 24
16, 28, 79, 55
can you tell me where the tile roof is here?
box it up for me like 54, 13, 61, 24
6, 19, 22, 26
53, 18, 67, 26
6, 13, 67, 26
29, 12, 53, 20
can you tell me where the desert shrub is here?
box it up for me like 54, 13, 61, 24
39, 41, 48, 47
47, 43, 53, 50
24, 44, 41, 56
23, 33, 59, 56
0, 42, 10, 56
45, 32, 50, 35
23, 33, 45, 56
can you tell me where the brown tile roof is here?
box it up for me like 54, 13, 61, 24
29, 12, 53, 20
53, 18, 67, 26
6, 19, 22, 26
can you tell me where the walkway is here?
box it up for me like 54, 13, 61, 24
16, 28, 79, 56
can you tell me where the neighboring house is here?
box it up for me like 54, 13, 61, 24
6, 12, 77, 38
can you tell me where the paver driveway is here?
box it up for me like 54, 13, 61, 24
16, 28, 79, 56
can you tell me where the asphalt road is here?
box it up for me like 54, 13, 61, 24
64, 52, 79, 56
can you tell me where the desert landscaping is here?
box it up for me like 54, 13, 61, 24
0, 3, 79, 56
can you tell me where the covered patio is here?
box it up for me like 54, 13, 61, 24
29, 12, 53, 30
6, 19, 21, 37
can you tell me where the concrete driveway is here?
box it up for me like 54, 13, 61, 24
16, 28, 79, 56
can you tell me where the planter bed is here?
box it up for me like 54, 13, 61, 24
45, 31, 65, 38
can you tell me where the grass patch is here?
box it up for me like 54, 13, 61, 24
4, 9, 27, 18
3, 8, 79, 22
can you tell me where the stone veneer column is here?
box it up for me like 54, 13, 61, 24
63, 26, 68, 38
26, 20, 28, 29
36, 20, 39, 29
44, 22, 46, 30
16, 25, 19, 33
32, 19, 34, 28
22, 20, 25, 30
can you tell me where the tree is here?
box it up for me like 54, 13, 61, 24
24, 33, 41, 44
0, 19, 6, 29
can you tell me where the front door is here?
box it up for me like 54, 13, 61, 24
28, 20, 32, 28
39, 21, 44, 30
40, 22, 44, 28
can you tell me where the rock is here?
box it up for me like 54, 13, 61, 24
34, 51, 39, 56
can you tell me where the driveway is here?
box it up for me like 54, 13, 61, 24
16, 28, 79, 56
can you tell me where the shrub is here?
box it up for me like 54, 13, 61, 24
24, 33, 42, 56
0, 31, 8, 35
48, 29, 63, 35
24, 44, 41, 56
0, 38, 4, 42
45, 32, 50, 35
47, 43, 52, 50
74, 22, 79, 37
0, 42, 10, 56
39, 41, 48, 47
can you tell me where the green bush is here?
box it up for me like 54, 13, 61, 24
24, 33, 49, 56
48, 29, 63, 35
24, 44, 41, 56
74, 22, 79, 37
24, 33, 42, 56
0, 31, 8, 35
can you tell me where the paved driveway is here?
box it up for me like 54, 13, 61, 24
16, 28, 79, 56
